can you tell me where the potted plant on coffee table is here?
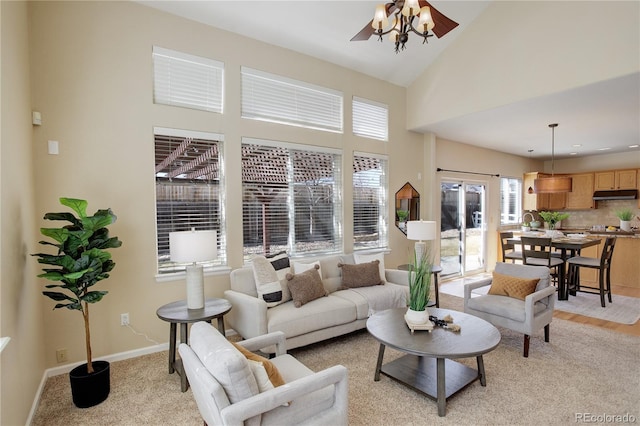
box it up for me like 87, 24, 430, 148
32, 198, 122, 408
405, 249, 433, 328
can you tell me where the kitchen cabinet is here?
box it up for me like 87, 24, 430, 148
523, 172, 566, 211
594, 169, 637, 190
637, 169, 640, 208
565, 173, 594, 210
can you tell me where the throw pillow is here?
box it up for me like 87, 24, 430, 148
251, 256, 284, 307
488, 271, 540, 301
353, 252, 386, 284
266, 251, 291, 281
232, 342, 285, 391
338, 260, 383, 289
285, 265, 327, 307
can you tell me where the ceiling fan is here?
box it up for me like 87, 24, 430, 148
351, 0, 459, 52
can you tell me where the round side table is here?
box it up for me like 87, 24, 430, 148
156, 298, 232, 391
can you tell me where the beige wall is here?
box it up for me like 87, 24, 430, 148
1, 1, 46, 425
407, 1, 640, 130
26, 0, 422, 374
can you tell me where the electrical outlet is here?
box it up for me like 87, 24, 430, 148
56, 349, 68, 363
120, 313, 130, 326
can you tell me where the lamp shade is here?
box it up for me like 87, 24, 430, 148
169, 230, 217, 263
406, 220, 436, 241
533, 176, 573, 193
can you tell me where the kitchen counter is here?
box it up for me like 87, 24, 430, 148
557, 228, 639, 238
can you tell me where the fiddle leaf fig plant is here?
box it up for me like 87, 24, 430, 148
32, 198, 122, 373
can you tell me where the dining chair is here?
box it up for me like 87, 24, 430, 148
500, 231, 522, 263
566, 237, 616, 308
520, 237, 565, 287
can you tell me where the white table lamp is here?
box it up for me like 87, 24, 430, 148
406, 220, 436, 262
169, 229, 217, 310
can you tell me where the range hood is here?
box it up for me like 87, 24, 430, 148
593, 189, 638, 201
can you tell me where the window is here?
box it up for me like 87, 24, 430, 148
154, 128, 226, 273
241, 67, 343, 133
352, 97, 389, 141
353, 153, 389, 250
152, 46, 224, 113
500, 177, 522, 225
241, 139, 342, 259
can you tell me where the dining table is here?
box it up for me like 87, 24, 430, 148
507, 233, 601, 300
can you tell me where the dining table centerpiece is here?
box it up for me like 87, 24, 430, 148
539, 211, 570, 233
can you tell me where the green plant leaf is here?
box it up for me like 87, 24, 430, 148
40, 228, 69, 244
81, 291, 108, 304
42, 291, 77, 302
43, 212, 80, 225
60, 198, 88, 218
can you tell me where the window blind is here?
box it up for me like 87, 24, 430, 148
352, 97, 389, 141
353, 153, 389, 250
154, 128, 226, 273
241, 139, 343, 259
241, 67, 343, 133
153, 46, 224, 113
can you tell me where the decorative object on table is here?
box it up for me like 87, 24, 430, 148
406, 220, 436, 263
615, 208, 634, 232
429, 314, 461, 332
405, 235, 434, 329
170, 229, 217, 310
533, 123, 572, 193
522, 212, 533, 232
32, 198, 122, 408
539, 211, 570, 234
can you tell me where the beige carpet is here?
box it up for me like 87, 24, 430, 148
32, 294, 640, 425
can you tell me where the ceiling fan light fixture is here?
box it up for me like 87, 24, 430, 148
371, 4, 389, 30
402, 0, 421, 17
417, 6, 435, 32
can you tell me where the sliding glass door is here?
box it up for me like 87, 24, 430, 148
440, 181, 486, 277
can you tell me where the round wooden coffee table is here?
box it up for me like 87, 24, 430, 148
366, 307, 501, 417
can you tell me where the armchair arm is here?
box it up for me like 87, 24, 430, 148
224, 289, 268, 339
463, 278, 492, 300
524, 285, 556, 321
220, 365, 349, 425
236, 331, 287, 357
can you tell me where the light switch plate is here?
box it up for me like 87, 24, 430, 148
48, 140, 59, 155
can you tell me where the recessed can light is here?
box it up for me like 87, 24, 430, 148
597, 147, 611, 151
629, 144, 639, 148
572, 144, 582, 148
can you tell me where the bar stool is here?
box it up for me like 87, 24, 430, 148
500, 231, 522, 263
520, 237, 565, 287
567, 237, 616, 308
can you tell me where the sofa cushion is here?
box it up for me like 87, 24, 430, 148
232, 342, 285, 391
488, 271, 540, 301
291, 260, 322, 279
353, 252, 386, 284
338, 261, 383, 289
286, 265, 327, 307
189, 322, 259, 405
467, 294, 548, 322
267, 295, 356, 337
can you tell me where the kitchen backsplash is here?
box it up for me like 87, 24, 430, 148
559, 200, 640, 229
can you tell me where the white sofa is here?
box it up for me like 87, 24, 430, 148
225, 254, 410, 352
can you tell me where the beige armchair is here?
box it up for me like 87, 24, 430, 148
178, 322, 348, 426
464, 262, 555, 357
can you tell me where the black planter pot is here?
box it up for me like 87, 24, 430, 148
69, 360, 110, 408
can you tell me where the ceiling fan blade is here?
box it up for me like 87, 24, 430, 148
419, 0, 459, 38
351, 20, 376, 41
350, 2, 399, 42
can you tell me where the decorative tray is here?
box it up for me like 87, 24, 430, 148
404, 314, 434, 333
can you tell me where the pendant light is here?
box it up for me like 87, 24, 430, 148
533, 123, 572, 193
